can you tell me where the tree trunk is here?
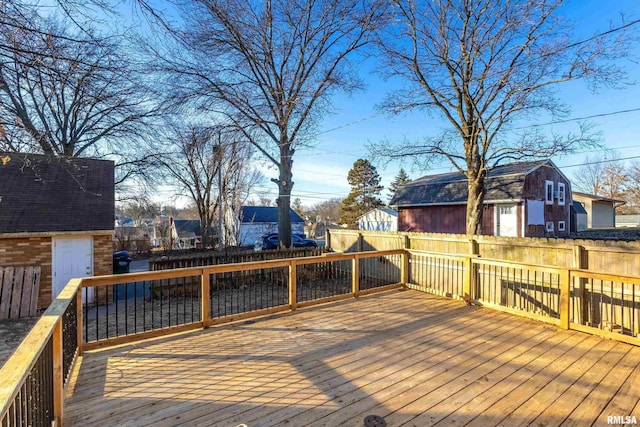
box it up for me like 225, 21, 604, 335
277, 143, 294, 248
466, 171, 485, 236
465, 141, 485, 236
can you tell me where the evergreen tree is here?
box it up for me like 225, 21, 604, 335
388, 168, 411, 202
340, 159, 384, 227
292, 198, 304, 216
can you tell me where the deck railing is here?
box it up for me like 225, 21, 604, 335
1, 248, 639, 426
0, 250, 404, 426
406, 250, 640, 344
0, 279, 80, 427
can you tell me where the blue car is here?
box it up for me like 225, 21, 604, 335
255, 233, 318, 250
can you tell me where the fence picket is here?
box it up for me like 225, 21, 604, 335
0, 266, 41, 319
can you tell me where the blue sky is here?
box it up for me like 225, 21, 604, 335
246, 0, 640, 207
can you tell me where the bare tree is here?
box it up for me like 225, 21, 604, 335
157, 125, 261, 249
156, 0, 385, 247
0, 7, 159, 191
573, 153, 628, 201
601, 161, 628, 201
626, 161, 640, 213
572, 156, 605, 195
373, 0, 634, 234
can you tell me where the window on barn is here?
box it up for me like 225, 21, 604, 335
558, 221, 566, 232
545, 181, 554, 205
557, 183, 565, 206
546, 221, 554, 232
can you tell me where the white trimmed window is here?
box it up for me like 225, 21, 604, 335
545, 180, 554, 205
546, 221, 554, 232
557, 182, 566, 206
558, 221, 566, 232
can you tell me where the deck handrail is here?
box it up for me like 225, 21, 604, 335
1, 247, 639, 425
0, 278, 82, 426
0, 249, 405, 426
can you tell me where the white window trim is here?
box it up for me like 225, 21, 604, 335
558, 182, 566, 206
545, 180, 554, 205
546, 221, 554, 232
558, 220, 566, 232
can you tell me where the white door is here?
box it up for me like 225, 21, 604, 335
52, 237, 93, 301
496, 204, 518, 237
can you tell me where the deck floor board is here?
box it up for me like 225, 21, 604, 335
64, 290, 640, 426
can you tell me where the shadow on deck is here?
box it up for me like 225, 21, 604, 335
64, 289, 640, 427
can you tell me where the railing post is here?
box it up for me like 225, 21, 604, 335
289, 260, 297, 311
76, 284, 83, 356
53, 320, 63, 427
401, 250, 409, 286
352, 255, 360, 298
201, 269, 210, 327
573, 244, 589, 325
463, 256, 474, 302
560, 268, 571, 329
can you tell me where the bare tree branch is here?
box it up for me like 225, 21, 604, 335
372, 0, 636, 234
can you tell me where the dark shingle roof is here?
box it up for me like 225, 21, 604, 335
390, 160, 551, 207
0, 152, 114, 233
572, 201, 588, 215
173, 219, 202, 238
240, 206, 304, 223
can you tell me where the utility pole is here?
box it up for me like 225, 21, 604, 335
218, 151, 223, 251
213, 143, 224, 251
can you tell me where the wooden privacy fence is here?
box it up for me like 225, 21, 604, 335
149, 247, 324, 271
0, 266, 41, 319
326, 229, 640, 277
147, 247, 325, 301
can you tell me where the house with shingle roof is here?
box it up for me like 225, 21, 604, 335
358, 208, 398, 232
572, 192, 625, 229
238, 206, 305, 246
172, 219, 204, 249
389, 160, 572, 237
0, 152, 114, 309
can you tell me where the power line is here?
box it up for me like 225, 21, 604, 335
515, 106, 640, 129
317, 112, 385, 135
559, 154, 640, 169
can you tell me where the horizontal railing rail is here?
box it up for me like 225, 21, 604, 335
2, 247, 639, 426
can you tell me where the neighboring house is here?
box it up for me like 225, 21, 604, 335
0, 152, 114, 309
572, 192, 625, 229
616, 215, 640, 228
238, 206, 305, 246
390, 160, 572, 238
358, 208, 398, 232
151, 215, 171, 248
114, 214, 135, 227
172, 219, 202, 249
114, 226, 152, 253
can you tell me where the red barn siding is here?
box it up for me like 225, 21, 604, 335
399, 204, 505, 236
398, 205, 467, 234
522, 165, 571, 237
483, 205, 495, 236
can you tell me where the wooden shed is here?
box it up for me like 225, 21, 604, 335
0, 152, 114, 309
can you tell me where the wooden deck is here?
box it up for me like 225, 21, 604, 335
64, 289, 640, 426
